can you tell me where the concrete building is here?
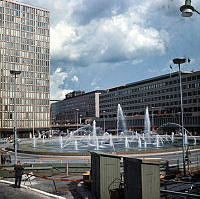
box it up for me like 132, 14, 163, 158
98, 71, 200, 133
51, 90, 104, 129
0, 0, 50, 137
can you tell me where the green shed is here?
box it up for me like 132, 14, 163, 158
123, 157, 160, 199
91, 152, 121, 199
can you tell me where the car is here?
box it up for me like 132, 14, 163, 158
8, 138, 21, 143
0, 138, 8, 144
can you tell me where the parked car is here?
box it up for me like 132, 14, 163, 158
8, 138, 21, 143
0, 138, 8, 144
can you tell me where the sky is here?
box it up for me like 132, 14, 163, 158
18, 0, 200, 100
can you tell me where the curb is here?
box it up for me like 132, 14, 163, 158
0, 179, 66, 199
124, 147, 200, 157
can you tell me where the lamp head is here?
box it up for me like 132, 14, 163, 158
173, 58, 186, 65
180, 5, 194, 17
10, 70, 21, 75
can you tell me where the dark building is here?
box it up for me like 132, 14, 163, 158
51, 71, 200, 134
98, 71, 200, 134
51, 90, 105, 127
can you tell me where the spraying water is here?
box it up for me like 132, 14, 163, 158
125, 137, 130, 148
144, 106, 151, 134
32, 135, 36, 148
117, 104, 127, 136
59, 135, 63, 149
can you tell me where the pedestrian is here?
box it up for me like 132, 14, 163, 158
14, 161, 24, 188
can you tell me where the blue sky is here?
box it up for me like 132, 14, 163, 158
18, 0, 200, 100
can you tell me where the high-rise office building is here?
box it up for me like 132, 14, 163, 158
0, 0, 50, 137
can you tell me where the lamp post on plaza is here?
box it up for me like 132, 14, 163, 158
10, 70, 21, 164
103, 111, 106, 132
76, 109, 79, 131
180, 0, 200, 17
151, 107, 155, 131
173, 58, 186, 176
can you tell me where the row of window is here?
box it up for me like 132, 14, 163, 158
0, 42, 49, 53
0, 83, 49, 92
3, 54, 49, 63
0, 96, 49, 104
101, 81, 200, 104
101, 86, 200, 105
0, 20, 49, 36
101, 97, 200, 113
1, 9, 49, 23
0, 1, 49, 17
1, 36, 49, 48
110, 116, 200, 127
2, 50, 49, 60
0, 104, 49, 113
1, 64, 49, 76
0, 119, 49, 128
0, 90, 49, 99
103, 75, 200, 99
2, 56, 49, 67
0, 27, 49, 42
1, 81, 49, 91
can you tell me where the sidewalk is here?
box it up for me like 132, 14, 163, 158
0, 181, 54, 199
0, 176, 92, 199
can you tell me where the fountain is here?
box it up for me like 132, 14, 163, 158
144, 106, 151, 134
109, 134, 115, 150
32, 135, 36, 148
117, 104, 127, 136
17, 105, 198, 155
74, 140, 78, 150
144, 141, 147, 148
125, 137, 130, 148
59, 135, 63, 149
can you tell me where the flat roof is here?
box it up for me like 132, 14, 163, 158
107, 70, 199, 92
4, 0, 49, 12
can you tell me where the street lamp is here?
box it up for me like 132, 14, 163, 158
75, 109, 79, 131
172, 58, 186, 175
180, 0, 200, 17
151, 107, 155, 131
79, 115, 82, 125
10, 70, 21, 164
103, 111, 106, 132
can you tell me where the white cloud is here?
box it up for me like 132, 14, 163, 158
50, 22, 80, 59
50, 68, 72, 100
18, 0, 200, 93
71, 75, 79, 82
51, 12, 167, 65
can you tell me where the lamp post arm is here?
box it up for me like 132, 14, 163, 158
194, 9, 200, 15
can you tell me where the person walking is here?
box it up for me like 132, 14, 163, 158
14, 161, 24, 188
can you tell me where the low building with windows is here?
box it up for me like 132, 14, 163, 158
97, 71, 200, 134
51, 90, 104, 129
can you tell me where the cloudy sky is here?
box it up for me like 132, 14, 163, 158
18, 0, 200, 100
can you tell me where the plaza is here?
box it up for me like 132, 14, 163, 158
0, 0, 200, 198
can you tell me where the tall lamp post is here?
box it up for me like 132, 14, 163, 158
172, 58, 186, 175
103, 111, 106, 132
76, 109, 79, 131
151, 107, 155, 131
10, 70, 21, 164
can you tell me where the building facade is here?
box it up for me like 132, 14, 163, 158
51, 90, 104, 128
0, 0, 50, 137
98, 71, 200, 133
